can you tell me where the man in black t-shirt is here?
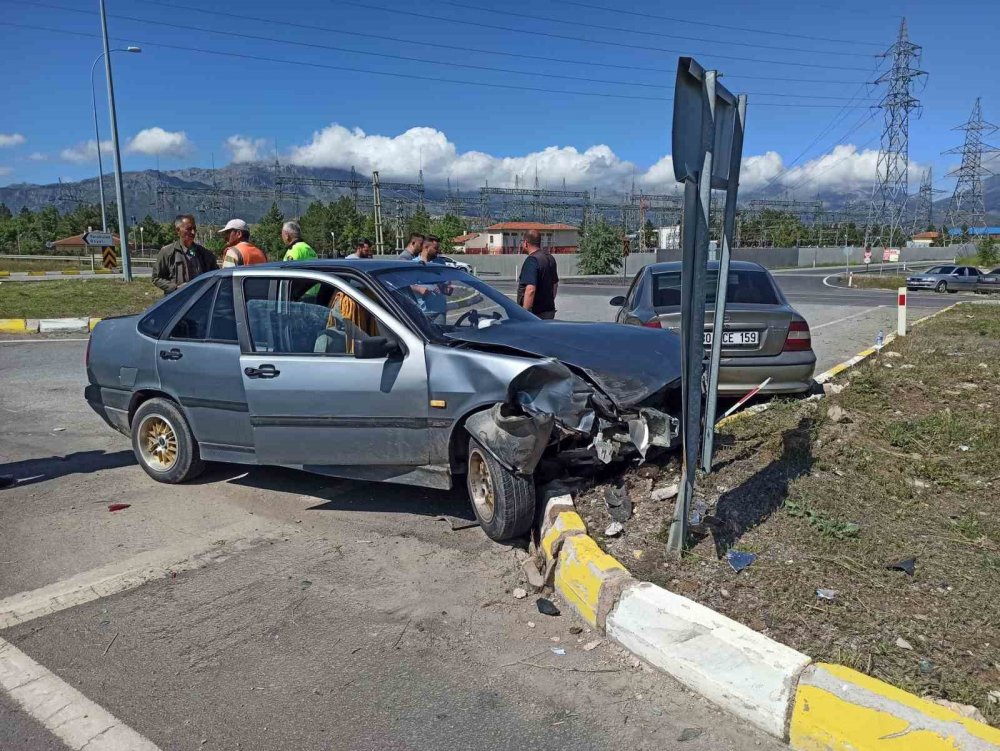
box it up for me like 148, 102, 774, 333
516, 229, 559, 319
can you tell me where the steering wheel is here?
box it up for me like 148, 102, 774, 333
453, 309, 480, 328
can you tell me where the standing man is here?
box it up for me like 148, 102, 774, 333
152, 214, 218, 295
411, 235, 451, 324
517, 229, 558, 319
219, 219, 267, 267
282, 221, 317, 262
345, 238, 373, 259
399, 232, 424, 261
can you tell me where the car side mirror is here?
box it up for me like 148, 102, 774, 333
610, 295, 626, 306
354, 336, 400, 359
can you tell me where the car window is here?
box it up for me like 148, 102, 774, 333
651, 269, 779, 307
243, 277, 391, 356
168, 281, 217, 340
137, 278, 210, 338
967, 267, 980, 276
927, 266, 955, 274
208, 279, 238, 343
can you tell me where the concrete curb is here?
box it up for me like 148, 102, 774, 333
538, 503, 1000, 746
0, 317, 101, 333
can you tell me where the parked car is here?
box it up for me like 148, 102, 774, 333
906, 265, 981, 293
86, 261, 682, 541
610, 260, 816, 395
976, 267, 1000, 294
439, 255, 472, 273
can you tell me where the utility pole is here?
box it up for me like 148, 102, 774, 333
372, 170, 385, 254
944, 98, 999, 237
99, 0, 133, 281
865, 17, 925, 250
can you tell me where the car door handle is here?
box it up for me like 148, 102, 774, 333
159, 348, 183, 361
244, 364, 280, 379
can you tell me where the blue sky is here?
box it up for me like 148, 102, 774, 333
1, 0, 997, 198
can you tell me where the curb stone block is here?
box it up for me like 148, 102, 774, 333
38, 318, 89, 333
0, 318, 27, 333
88, 318, 102, 331
540, 509, 586, 561
607, 582, 811, 740
554, 534, 633, 630
790, 663, 1000, 750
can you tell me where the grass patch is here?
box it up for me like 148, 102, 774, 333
0, 278, 160, 318
838, 273, 908, 290
0, 258, 93, 272
577, 303, 1000, 726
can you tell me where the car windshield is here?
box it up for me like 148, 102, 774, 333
373, 265, 535, 337
991, 269, 1000, 275
650, 269, 780, 307
927, 266, 956, 274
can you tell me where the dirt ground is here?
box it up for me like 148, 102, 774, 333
576, 304, 1000, 725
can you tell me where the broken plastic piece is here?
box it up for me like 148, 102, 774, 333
725, 550, 757, 573
108, 503, 131, 512
604, 483, 632, 523
816, 588, 837, 601
0, 475, 15, 490
551, 647, 566, 656
536, 598, 561, 617
886, 557, 916, 576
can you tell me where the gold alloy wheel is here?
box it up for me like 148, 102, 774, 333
468, 448, 496, 523
137, 413, 179, 472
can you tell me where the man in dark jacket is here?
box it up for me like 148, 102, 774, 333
517, 229, 558, 319
152, 214, 218, 294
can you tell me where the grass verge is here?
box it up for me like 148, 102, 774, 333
0, 278, 160, 318
837, 273, 909, 290
578, 303, 1000, 725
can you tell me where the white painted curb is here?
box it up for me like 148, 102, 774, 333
38, 317, 90, 332
606, 582, 811, 739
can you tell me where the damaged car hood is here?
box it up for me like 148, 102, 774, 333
445, 321, 681, 408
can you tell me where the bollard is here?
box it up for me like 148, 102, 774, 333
848, 272, 853, 287
897, 287, 907, 336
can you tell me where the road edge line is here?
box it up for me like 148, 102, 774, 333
0, 637, 163, 751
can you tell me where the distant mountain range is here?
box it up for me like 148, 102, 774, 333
2, 162, 997, 226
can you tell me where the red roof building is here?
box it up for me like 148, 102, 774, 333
461, 222, 580, 255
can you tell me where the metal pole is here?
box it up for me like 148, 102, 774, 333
90, 55, 108, 232
99, 0, 132, 281
702, 93, 747, 473
667, 70, 717, 557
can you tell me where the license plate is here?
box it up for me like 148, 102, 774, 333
704, 330, 759, 346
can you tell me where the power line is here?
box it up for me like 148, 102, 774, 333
431, 0, 869, 57
0, 18, 883, 108
338, 0, 875, 71
550, 0, 886, 47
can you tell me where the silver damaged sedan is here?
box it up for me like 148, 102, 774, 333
86, 261, 682, 541
611, 261, 816, 395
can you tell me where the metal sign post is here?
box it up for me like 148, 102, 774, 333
666, 58, 740, 557
702, 93, 748, 473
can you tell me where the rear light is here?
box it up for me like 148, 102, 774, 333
783, 320, 811, 352
642, 319, 662, 329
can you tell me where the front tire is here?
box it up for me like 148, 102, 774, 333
466, 438, 535, 541
131, 398, 205, 483
935, 281, 947, 293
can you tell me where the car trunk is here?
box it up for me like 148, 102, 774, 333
653, 303, 793, 357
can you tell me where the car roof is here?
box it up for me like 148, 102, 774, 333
224, 259, 420, 275
644, 260, 767, 273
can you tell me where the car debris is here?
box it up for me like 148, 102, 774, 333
108, 503, 131, 512
604, 483, 632, 523
536, 598, 561, 617
816, 588, 838, 601
726, 550, 757, 573
886, 557, 916, 576
0, 475, 15, 490
551, 647, 566, 656
434, 515, 479, 531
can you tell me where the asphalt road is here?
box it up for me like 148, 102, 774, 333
0, 340, 783, 750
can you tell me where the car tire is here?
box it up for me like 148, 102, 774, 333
935, 281, 947, 293
130, 397, 205, 484
466, 437, 535, 541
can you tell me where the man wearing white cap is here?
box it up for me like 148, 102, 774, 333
220, 219, 267, 268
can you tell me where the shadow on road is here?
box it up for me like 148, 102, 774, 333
0, 449, 135, 488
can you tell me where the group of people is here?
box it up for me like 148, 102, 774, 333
150, 214, 558, 319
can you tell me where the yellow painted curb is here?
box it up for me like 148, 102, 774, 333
554, 534, 630, 628
0, 271, 9, 277
0, 318, 27, 333
541, 510, 587, 561
88, 318, 102, 331
27, 270, 46, 276
62, 270, 80, 275
790, 663, 1000, 751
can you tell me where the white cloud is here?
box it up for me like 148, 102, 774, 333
126, 127, 192, 157
0, 133, 26, 148
0, 166, 12, 176
226, 135, 267, 163
59, 140, 113, 163
27, 152, 48, 161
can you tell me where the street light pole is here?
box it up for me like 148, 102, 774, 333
98, 0, 134, 281
90, 46, 139, 235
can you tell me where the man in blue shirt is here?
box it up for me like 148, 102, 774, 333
410, 235, 452, 324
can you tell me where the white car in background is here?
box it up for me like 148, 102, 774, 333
439, 255, 472, 274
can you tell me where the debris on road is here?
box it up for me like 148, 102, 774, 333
0, 475, 15, 489
108, 503, 131, 512
725, 550, 757, 573
895, 637, 914, 651
536, 598, 561, 617
569, 626, 583, 635
512, 588, 527, 600
434, 515, 479, 531
815, 588, 837, 601
551, 647, 566, 656
886, 557, 916, 576
604, 483, 632, 523
521, 556, 550, 590
604, 521, 624, 537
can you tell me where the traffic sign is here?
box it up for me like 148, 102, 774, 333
863, 248, 872, 264
83, 231, 114, 247
102, 246, 117, 270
